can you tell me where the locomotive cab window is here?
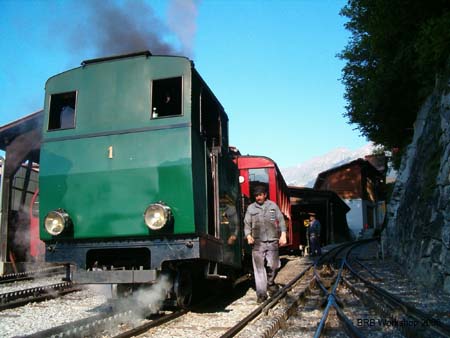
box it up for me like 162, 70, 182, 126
48, 91, 76, 130
151, 77, 182, 118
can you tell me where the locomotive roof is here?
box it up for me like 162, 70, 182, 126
45, 52, 193, 85
81, 50, 153, 66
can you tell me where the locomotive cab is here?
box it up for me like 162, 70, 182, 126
39, 51, 242, 305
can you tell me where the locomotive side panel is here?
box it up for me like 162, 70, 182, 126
40, 128, 193, 239
191, 71, 242, 269
40, 55, 196, 241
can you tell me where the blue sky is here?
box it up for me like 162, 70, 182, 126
0, 0, 369, 167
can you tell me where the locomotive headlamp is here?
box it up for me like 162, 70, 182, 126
144, 203, 172, 230
44, 210, 70, 236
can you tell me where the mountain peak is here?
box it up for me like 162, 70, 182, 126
282, 143, 375, 187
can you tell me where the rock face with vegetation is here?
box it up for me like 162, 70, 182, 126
383, 71, 450, 293
339, 0, 450, 293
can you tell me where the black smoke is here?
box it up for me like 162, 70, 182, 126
65, 0, 199, 58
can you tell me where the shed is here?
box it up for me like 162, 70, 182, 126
289, 186, 352, 247
0, 110, 43, 274
313, 158, 386, 237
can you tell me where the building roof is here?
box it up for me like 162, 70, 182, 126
0, 111, 43, 151
313, 158, 384, 189
289, 186, 350, 213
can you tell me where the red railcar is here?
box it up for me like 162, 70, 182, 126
234, 155, 300, 250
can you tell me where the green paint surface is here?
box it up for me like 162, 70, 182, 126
40, 55, 196, 240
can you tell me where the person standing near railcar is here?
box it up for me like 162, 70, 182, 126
308, 213, 322, 256
244, 186, 287, 303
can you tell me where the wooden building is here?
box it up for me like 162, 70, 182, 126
313, 158, 386, 238
0, 111, 44, 275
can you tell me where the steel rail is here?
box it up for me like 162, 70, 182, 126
222, 240, 375, 338
112, 287, 249, 338
0, 282, 81, 311
0, 281, 74, 302
312, 241, 357, 298
345, 260, 450, 337
220, 263, 313, 338
333, 297, 366, 338
313, 259, 365, 338
0, 265, 66, 284
312, 265, 345, 309
106, 290, 228, 338
316, 241, 353, 266
341, 276, 397, 320
350, 258, 381, 280
22, 311, 120, 338
111, 309, 188, 338
313, 239, 378, 338
313, 242, 358, 303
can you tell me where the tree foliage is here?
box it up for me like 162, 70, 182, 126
339, 0, 450, 157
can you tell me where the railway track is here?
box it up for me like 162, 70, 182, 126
344, 259, 450, 337
231, 240, 450, 338
0, 265, 66, 284
230, 242, 358, 338
22, 308, 184, 338
23, 295, 201, 337
3, 240, 449, 337
0, 281, 81, 311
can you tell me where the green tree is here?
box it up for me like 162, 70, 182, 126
339, 0, 450, 165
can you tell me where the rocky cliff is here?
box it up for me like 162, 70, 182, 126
383, 66, 450, 293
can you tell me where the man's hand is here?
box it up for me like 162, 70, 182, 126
279, 232, 287, 246
247, 234, 255, 245
227, 234, 237, 245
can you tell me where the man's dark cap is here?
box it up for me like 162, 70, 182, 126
253, 185, 267, 195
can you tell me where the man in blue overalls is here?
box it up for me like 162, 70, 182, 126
244, 186, 287, 303
308, 213, 322, 256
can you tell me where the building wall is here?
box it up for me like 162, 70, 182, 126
345, 198, 381, 237
316, 165, 363, 199
344, 199, 363, 237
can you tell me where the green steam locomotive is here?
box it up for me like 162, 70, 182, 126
40, 51, 243, 306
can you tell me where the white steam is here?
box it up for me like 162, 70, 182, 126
133, 274, 173, 314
